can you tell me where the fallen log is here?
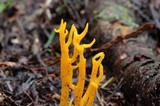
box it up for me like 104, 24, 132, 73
88, 0, 160, 105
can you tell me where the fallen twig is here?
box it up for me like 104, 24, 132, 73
90, 22, 153, 51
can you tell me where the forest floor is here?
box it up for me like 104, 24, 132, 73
0, 0, 160, 106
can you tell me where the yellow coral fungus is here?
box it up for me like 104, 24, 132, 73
55, 19, 105, 106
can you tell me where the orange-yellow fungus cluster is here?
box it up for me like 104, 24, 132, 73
55, 19, 105, 106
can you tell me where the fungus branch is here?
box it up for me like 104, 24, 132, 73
55, 19, 105, 106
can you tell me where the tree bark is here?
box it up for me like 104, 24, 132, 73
105, 37, 160, 106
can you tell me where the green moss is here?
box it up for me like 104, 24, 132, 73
94, 1, 138, 28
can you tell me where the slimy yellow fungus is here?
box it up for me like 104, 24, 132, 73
55, 19, 105, 106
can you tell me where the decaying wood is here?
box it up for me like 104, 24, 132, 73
96, 21, 160, 106
89, 0, 160, 105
